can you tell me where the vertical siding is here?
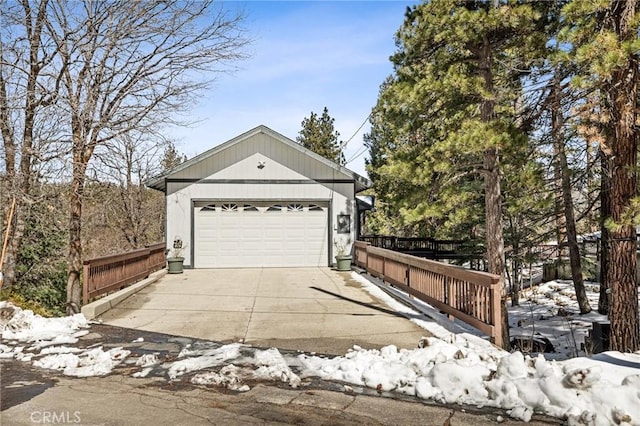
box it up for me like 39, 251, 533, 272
169, 131, 355, 184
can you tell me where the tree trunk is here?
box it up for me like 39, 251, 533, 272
485, 147, 509, 349
0, 0, 49, 291
606, 84, 639, 350
479, 34, 508, 350
598, 150, 611, 314
0, 70, 18, 290
552, 72, 591, 314
511, 235, 520, 307
604, 0, 640, 353
552, 144, 567, 262
66, 149, 86, 315
1, 203, 26, 290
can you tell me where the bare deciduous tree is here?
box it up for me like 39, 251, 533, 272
90, 132, 169, 251
1, 0, 248, 311
41, 0, 249, 313
0, 0, 64, 290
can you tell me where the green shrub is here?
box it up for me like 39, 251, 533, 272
13, 194, 68, 316
0, 291, 54, 317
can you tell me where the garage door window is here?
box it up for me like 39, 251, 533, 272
287, 203, 304, 212
221, 203, 238, 212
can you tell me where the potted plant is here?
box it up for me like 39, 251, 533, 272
167, 237, 186, 274
334, 238, 352, 271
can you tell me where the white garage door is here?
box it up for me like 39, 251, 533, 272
194, 202, 329, 268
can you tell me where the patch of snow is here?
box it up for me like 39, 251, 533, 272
39, 346, 84, 355
2, 308, 88, 343
0, 343, 15, 359
301, 343, 640, 425
167, 343, 242, 379
34, 346, 130, 377
252, 348, 301, 388
133, 367, 153, 378
136, 353, 159, 367
28, 335, 79, 351
191, 365, 250, 392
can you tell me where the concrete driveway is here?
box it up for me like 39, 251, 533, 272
98, 268, 430, 355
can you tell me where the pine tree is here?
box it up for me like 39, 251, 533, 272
161, 142, 187, 173
562, 0, 640, 351
367, 0, 557, 348
297, 107, 344, 165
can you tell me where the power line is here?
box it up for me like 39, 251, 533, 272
345, 143, 369, 165
340, 112, 372, 150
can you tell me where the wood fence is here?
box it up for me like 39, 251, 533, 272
82, 242, 166, 305
354, 241, 503, 347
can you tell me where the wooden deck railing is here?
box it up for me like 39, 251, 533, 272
82, 242, 166, 305
360, 235, 483, 260
354, 241, 503, 347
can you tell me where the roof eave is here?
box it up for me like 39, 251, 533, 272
145, 176, 166, 192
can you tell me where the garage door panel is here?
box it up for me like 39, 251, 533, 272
195, 202, 328, 268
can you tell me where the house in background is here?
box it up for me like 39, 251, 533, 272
146, 125, 372, 268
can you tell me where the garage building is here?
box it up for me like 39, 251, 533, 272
146, 125, 371, 268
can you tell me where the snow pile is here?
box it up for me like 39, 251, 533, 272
253, 347, 301, 387
166, 343, 242, 379
191, 365, 250, 392
299, 338, 640, 425
131, 353, 160, 378
136, 353, 159, 367
1, 301, 88, 346
34, 346, 130, 377
0, 302, 130, 377
168, 346, 302, 390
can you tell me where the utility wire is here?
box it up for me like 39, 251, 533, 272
345, 143, 369, 164
340, 112, 372, 150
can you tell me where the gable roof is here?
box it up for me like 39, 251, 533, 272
146, 124, 372, 192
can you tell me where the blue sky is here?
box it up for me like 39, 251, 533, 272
169, 1, 412, 177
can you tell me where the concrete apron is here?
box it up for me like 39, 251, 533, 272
97, 268, 430, 355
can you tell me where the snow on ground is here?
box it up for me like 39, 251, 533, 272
1, 275, 640, 425
511, 280, 609, 359
166, 343, 243, 379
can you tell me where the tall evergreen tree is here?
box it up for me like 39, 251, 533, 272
380, 0, 552, 348
562, 0, 640, 351
297, 107, 344, 165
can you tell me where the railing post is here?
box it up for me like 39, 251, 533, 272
447, 277, 455, 321
382, 251, 386, 281
82, 261, 90, 305
145, 245, 151, 277
406, 264, 410, 288
491, 277, 503, 348
364, 242, 370, 269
